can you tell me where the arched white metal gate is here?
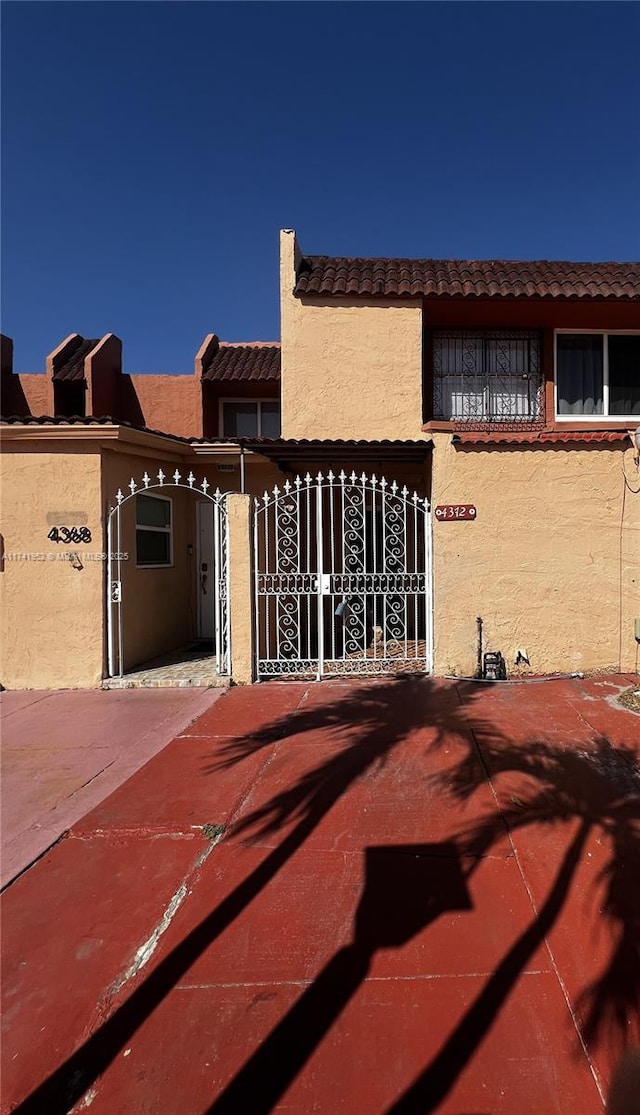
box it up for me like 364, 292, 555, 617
106, 469, 230, 679
254, 471, 432, 679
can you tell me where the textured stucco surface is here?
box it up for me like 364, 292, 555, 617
226, 493, 254, 684
280, 232, 424, 442
15, 373, 52, 415
431, 434, 640, 677
0, 448, 103, 688
127, 375, 203, 439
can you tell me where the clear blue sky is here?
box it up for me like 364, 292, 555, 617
2, 1, 639, 374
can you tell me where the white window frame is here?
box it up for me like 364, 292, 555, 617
554, 330, 640, 421
219, 398, 281, 438
135, 492, 173, 569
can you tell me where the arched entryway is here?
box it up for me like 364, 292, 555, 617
106, 468, 229, 680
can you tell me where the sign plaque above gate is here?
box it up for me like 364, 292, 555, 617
434, 505, 476, 521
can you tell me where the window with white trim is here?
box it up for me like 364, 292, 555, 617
432, 330, 542, 423
136, 493, 172, 567
221, 400, 281, 437
556, 333, 640, 418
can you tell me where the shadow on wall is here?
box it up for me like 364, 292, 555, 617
117, 376, 145, 427
15, 678, 640, 1114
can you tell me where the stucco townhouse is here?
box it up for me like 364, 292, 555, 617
1, 230, 639, 689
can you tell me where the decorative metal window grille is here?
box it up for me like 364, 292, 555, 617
433, 331, 542, 424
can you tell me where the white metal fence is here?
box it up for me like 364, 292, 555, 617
254, 471, 432, 680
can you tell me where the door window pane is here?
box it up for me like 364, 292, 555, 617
557, 335, 603, 415
608, 335, 640, 415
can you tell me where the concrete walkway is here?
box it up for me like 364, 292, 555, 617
1, 674, 639, 1114
0, 687, 223, 888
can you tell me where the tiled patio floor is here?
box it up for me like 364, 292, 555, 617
102, 645, 226, 689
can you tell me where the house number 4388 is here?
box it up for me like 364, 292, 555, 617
47, 527, 92, 544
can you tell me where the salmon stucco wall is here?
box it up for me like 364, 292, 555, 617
280, 231, 424, 441
126, 376, 203, 440
16, 373, 53, 415
431, 434, 640, 678
0, 448, 103, 688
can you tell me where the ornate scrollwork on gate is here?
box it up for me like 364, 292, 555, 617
254, 470, 431, 679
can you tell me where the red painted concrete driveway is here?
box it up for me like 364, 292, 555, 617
2, 674, 639, 1114
0, 688, 223, 888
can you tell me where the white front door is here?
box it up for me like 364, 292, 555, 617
197, 501, 215, 640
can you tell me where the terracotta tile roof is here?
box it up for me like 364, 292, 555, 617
52, 338, 100, 382
0, 414, 195, 443
238, 437, 432, 466
294, 257, 640, 301
201, 343, 280, 383
452, 430, 631, 446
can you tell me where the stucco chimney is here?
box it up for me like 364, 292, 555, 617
195, 334, 220, 379
1, 334, 13, 377
280, 229, 302, 293
86, 334, 122, 417
46, 334, 83, 379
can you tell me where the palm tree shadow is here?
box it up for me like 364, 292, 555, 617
206, 841, 474, 1115
16, 676, 492, 1115
204, 730, 639, 1115
388, 731, 640, 1113
17, 681, 638, 1115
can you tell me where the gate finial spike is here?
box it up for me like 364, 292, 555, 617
360, 471, 367, 484
284, 479, 291, 493
316, 470, 324, 483
142, 472, 151, 488
338, 469, 346, 483
116, 488, 125, 504
128, 478, 137, 495
304, 472, 312, 485
173, 469, 182, 485
390, 480, 398, 495
187, 472, 195, 488
326, 469, 335, 483
401, 484, 408, 498
157, 468, 166, 485
349, 470, 357, 485
380, 476, 387, 489
371, 473, 377, 486
201, 477, 209, 494
273, 484, 280, 499
294, 474, 302, 489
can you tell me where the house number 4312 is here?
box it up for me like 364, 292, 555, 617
47, 527, 92, 543
434, 505, 476, 521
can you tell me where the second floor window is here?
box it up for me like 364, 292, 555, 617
221, 400, 281, 438
433, 330, 542, 424
556, 333, 640, 417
